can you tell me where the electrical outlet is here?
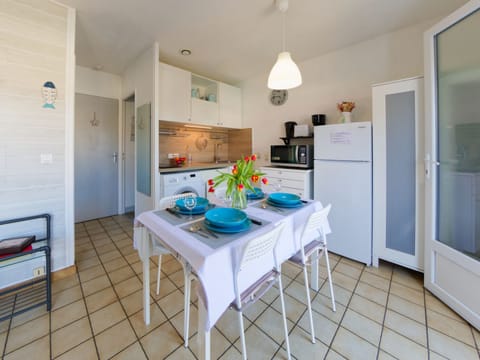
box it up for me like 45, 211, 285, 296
33, 267, 45, 277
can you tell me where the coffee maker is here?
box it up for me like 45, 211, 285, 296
284, 121, 297, 139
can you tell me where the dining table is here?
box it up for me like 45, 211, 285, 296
133, 197, 328, 360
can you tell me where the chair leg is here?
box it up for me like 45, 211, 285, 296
184, 269, 191, 348
156, 255, 162, 295
302, 265, 316, 343
324, 248, 336, 312
277, 274, 292, 360
237, 310, 247, 360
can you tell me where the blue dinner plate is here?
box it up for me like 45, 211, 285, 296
176, 197, 209, 211
205, 208, 248, 227
266, 199, 302, 208
204, 219, 251, 233
246, 187, 264, 200
175, 206, 207, 215
268, 192, 301, 205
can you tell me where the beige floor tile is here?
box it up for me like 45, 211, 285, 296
355, 282, 388, 306
281, 262, 303, 280
78, 264, 106, 283
331, 326, 377, 359
10, 305, 47, 328
95, 242, 116, 255
325, 349, 348, 359
389, 282, 424, 306
271, 291, 308, 324
425, 292, 466, 322
190, 327, 233, 359
90, 301, 126, 335
76, 256, 101, 271
76, 249, 98, 262
232, 325, 282, 360
81, 275, 111, 297
380, 327, 427, 359
215, 307, 251, 343
0, 331, 6, 352
348, 294, 385, 324
99, 249, 122, 263
129, 303, 167, 338
253, 307, 294, 345
473, 327, 480, 347
51, 317, 92, 358
96, 319, 137, 359
157, 289, 186, 318
360, 271, 390, 292
5, 314, 49, 353
331, 271, 358, 292
311, 292, 345, 324
165, 345, 197, 359
119, 244, 136, 256
55, 339, 98, 360
289, 326, 329, 359
284, 279, 309, 304
338, 257, 364, 270
150, 276, 177, 300
427, 308, 475, 346
364, 261, 393, 280
334, 261, 363, 279
141, 321, 184, 359
341, 309, 382, 346
114, 276, 142, 299
125, 252, 141, 265
52, 285, 83, 310
51, 299, 87, 331
428, 328, 478, 360
218, 346, 242, 360
384, 309, 427, 346
391, 267, 423, 291
429, 350, 450, 360
103, 257, 129, 272
387, 293, 425, 324
320, 283, 352, 307
377, 350, 397, 360
120, 289, 143, 316
52, 274, 79, 294
170, 306, 197, 342
85, 286, 118, 313
160, 257, 183, 275
111, 342, 148, 360
298, 309, 338, 346
3, 335, 50, 360
109, 265, 135, 285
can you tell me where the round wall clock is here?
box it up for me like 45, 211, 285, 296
270, 89, 288, 106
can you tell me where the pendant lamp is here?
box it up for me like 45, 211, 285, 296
268, 0, 302, 90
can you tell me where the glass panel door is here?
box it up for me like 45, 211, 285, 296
425, 2, 480, 330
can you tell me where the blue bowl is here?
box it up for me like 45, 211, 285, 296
246, 187, 264, 199
205, 208, 248, 228
204, 219, 251, 233
268, 192, 301, 205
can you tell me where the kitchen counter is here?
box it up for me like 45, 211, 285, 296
158, 162, 232, 173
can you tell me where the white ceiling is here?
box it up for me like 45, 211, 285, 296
58, 0, 468, 84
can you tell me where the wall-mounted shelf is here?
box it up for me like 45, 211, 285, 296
280, 136, 313, 145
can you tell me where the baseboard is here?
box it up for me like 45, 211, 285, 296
52, 265, 77, 281
124, 205, 134, 213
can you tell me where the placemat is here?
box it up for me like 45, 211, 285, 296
179, 215, 270, 249
251, 200, 309, 215
153, 209, 205, 226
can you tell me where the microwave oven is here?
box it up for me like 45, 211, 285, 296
270, 144, 313, 168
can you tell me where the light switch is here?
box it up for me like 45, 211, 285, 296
40, 153, 53, 164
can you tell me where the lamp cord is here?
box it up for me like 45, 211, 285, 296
282, 9, 286, 52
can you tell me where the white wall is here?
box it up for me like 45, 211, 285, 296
75, 66, 121, 99
0, 0, 74, 287
122, 44, 159, 215
242, 19, 436, 166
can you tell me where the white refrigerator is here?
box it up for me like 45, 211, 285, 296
314, 122, 372, 265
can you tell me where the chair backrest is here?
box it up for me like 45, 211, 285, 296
301, 204, 332, 243
157, 192, 197, 210
238, 222, 286, 272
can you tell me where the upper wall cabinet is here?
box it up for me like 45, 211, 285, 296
158, 62, 242, 128
158, 62, 191, 123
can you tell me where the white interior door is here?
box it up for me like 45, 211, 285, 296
424, 0, 480, 330
75, 94, 119, 222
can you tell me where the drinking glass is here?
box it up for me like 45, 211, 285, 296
184, 196, 197, 219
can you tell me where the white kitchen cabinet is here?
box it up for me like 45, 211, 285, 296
218, 82, 242, 128
372, 76, 425, 271
158, 62, 191, 122
260, 167, 313, 200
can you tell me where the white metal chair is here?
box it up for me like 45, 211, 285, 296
153, 192, 197, 347
231, 222, 291, 360
288, 204, 336, 344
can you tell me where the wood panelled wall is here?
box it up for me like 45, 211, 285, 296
0, 0, 69, 287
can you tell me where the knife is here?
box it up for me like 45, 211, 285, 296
166, 208, 181, 218
249, 218, 262, 226
201, 226, 219, 238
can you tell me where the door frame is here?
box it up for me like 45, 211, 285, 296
424, 0, 480, 329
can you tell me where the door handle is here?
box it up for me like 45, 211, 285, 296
113, 152, 118, 164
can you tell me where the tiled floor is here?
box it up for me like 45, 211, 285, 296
1, 214, 479, 359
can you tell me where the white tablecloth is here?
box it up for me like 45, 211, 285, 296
134, 201, 327, 331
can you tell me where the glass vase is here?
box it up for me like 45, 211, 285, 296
231, 188, 247, 209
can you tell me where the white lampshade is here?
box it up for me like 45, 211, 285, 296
268, 51, 302, 90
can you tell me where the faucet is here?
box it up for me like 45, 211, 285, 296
214, 143, 222, 163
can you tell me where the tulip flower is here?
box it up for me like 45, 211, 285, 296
237, 183, 244, 191
251, 154, 257, 161
208, 186, 215, 193
244, 156, 250, 162
208, 179, 214, 186
262, 178, 268, 185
